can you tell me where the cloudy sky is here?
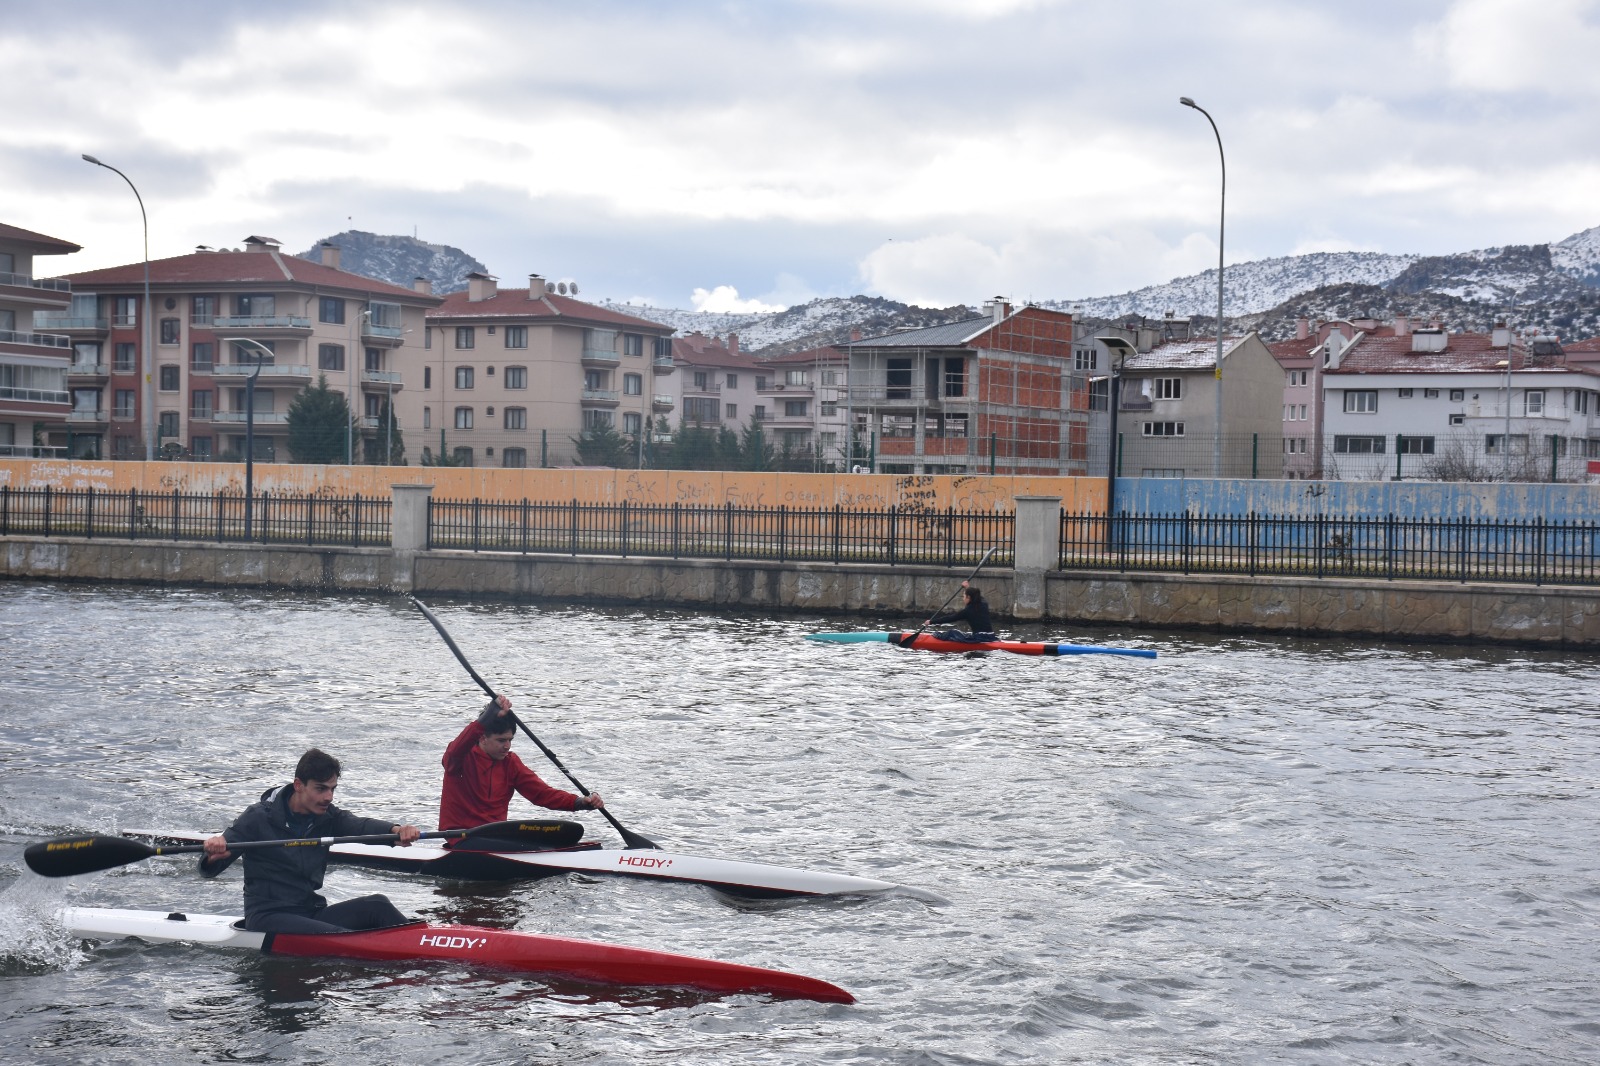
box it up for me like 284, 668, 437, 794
4, 0, 1597, 313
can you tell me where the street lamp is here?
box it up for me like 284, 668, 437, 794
1179, 97, 1226, 478
224, 337, 270, 538
82, 154, 155, 461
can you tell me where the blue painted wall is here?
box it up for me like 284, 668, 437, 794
1109, 479, 1600, 521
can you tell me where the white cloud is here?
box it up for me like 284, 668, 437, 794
1424, 0, 1600, 92
690, 285, 788, 313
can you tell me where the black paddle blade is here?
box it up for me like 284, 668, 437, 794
24, 834, 157, 878
456, 819, 585, 851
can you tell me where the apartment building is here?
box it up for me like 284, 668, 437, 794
840, 301, 1089, 475
422, 274, 675, 467
760, 344, 852, 468
673, 333, 765, 436
1113, 332, 1285, 478
51, 237, 439, 462
1319, 322, 1600, 481
1, 223, 81, 457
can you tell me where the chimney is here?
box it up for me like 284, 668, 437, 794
991, 296, 1007, 323
1393, 315, 1410, 336
1295, 317, 1308, 340
1411, 328, 1447, 353
849, 328, 862, 342
466, 271, 498, 303
528, 274, 548, 298
412, 276, 432, 295
1492, 320, 1511, 348
727, 332, 739, 353
319, 242, 341, 270
242, 235, 280, 253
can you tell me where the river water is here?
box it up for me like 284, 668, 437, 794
1, 581, 1597, 1065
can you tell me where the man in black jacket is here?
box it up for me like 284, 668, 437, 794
925, 583, 998, 643
200, 748, 421, 934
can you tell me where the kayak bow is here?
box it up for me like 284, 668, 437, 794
59, 908, 854, 1003
806, 631, 1157, 658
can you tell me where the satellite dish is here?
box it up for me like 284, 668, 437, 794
545, 281, 557, 293
558, 281, 569, 295
570, 282, 580, 295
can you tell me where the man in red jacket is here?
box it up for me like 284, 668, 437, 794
438, 695, 605, 831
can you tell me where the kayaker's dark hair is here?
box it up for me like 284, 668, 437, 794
295, 748, 341, 783
965, 585, 985, 603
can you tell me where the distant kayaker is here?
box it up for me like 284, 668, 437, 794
925, 582, 998, 643
438, 695, 605, 832
200, 748, 421, 934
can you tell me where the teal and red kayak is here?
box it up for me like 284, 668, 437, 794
805, 632, 1157, 658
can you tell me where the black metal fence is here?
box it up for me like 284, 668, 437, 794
0, 486, 391, 547
428, 498, 1014, 567
1062, 510, 1600, 586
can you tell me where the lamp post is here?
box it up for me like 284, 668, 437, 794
224, 337, 270, 538
82, 154, 155, 461
1178, 98, 1226, 478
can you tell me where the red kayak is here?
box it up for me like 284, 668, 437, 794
806, 631, 1157, 658
60, 908, 855, 1004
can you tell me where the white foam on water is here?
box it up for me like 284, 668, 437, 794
0, 875, 88, 973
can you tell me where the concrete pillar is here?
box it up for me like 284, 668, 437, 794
1012, 495, 1060, 620
391, 483, 434, 590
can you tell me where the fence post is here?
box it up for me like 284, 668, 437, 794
1536, 515, 1545, 586
1013, 496, 1060, 620
621, 499, 630, 558
1252, 433, 1259, 479
672, 502, 681, 559
833, 503, 842, 564
86, 487, 95, 540
1248, 510, 1257, 576
1182, 510, 1192, 574
778, 504, 787, 563
570, 498, 578, 555
521, 498, 530, 554
351, 495, 361, 548
887, 505, 898, 565
390, 484, 434, 592
1385, 513, 1395, 580
42, 484, 52, 538
0, 485, 7, 536
174, 487, 182, 540
724, 501, 733, 561
944, 506, 955, 567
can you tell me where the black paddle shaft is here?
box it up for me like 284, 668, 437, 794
410, 597, 659, 850
910, 547, 997, 640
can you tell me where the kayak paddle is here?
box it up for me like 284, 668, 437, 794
410, 596, 660, 851
909, 546, 997, 641
24, 818, 580, 879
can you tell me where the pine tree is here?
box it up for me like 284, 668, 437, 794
286, 375, 356, 464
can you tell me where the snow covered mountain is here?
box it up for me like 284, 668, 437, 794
294, 231, 485, 294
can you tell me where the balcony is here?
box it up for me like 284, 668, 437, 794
67, 363, 110, 382
1, 328, 72, 351
212, 411, 289, 425
684, 380, 722, 395
760, 379, 812, 394
1, 272, 70, 293
652, 394, 675, 410
582, 347, 621, 367
652, 355, 676, 373
361, 369, 404, 391
190, 408, 215, 421
66, 410, 109, 424
0, 443, 68, 458
581, 388, 619, 406
210, 362, 313, 382
0, 385, 70, 405
360, 322, 406, 348
211, 315, 313, 336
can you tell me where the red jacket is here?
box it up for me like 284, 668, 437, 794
439, 720, 580, 830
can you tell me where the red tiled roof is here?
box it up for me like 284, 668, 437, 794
672, 333, 764, 370
428, 287, 672, 331
64, 249, 438, 301
1268, 337, 1316, 364
1326, 331, 1539, 374
0, 222, 81, 254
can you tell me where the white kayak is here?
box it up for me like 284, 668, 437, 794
125, 828, 919, 900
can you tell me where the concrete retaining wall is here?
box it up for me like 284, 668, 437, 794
4, 535, 1597, 648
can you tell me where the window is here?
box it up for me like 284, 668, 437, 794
455, 366, 474, 389
114, 343, 136, 372
191, 391, 212, 419
365, 348, 382, 371
786, 370, 808, 386
1449, 413, 1465, 426
583, 409, 613, 429
785, 400, 807, 417
503, 406, 526, 430
821, 370, 839, 386
319, 297, 345, 324
423, 407, 431, 429
1485, 434, 1528, 455
684, 397, 719, 422
1397, 436, 1435, 454
1289, 370, 1309, 387
1075, 348, 1097, 371
820, 401, 838, 417
231, 340, 273, 364
158, 411, 179, 439
1142, 421, 1185, 436
455, 326, 475, 349
452, 447, 474, 466
1154, 377, 1182, 400
505, 366, 527, 389
754, 406, 766, 421
623, 373, 643, 395
113, 296, 137, 326
1424, 388, 1439, 398
1525, 390, 1545, 416
654, 336, 672, 358
454, 406, 474, 429
886, 359, 912, 400
1344, 390, 1378, 413
114, 390, 136, 418
191, 436, 211, 460
1450, 389, 1465, 402
188, 295, 216, 326
726, 373, 738, 388
623, 412, 642, 435
1398, 388, 1413, 398
318, 344, 345, 371
424, 367, 432, 389
502, 447, 527, 468
756, 375, 767, 391
1333, 435, 1386, 454
623, 334, 644, 357
943, 359, 966, 397
233, 294, 274, 316
584, 370, 605, 391
365, 394, 383, 417
726, 404, 739, 419
158, 365, 180, 391
1089, 378, 1109, 412
191, 342, 214, 372
159, 318, 181, 344
504, 326, 527, 349
693, 372, 709, 390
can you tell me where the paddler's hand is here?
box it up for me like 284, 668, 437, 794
393, 824, 421, 846
581, 792, 605, 811
202, 835, 231, 861
477, 694, 514, 729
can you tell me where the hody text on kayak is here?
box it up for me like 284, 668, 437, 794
418, 934, 488, 950
617, 855, 672, 869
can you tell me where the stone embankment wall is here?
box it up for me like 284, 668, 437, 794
4, 534, 1597, 648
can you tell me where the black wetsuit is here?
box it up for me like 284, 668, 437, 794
927, 597, 997, 643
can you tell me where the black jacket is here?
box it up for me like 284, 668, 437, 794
198, 784, 395, 924
929, 597, 993, 634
